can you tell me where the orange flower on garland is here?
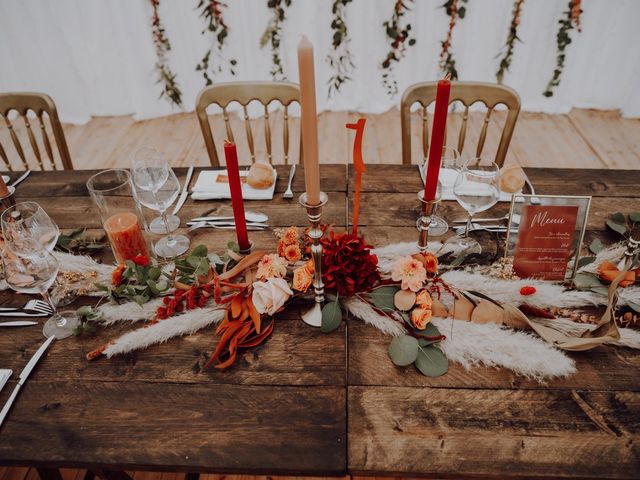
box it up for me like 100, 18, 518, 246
598, 261, 636, 288
111, 264, 125, 286
321, 231, 380, 297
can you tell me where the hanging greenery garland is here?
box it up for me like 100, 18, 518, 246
381, 0, 417, 96
327, 0, 355, 98
148, 0, 182, 107
195, 0, 237, 86
543, 0, 582, 97
496, 0, 525, 84
260, 0, 293, 80
439, 0, 468, 81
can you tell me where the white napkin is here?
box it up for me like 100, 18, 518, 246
191, 169, 277, 201
0, 369, 11, 394
419, 166, 520, 202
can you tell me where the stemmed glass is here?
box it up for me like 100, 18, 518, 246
449, 157, 501, 254
1, 248, 79, 339
1, 202, 60, 254
422, 146, 463, 236
131, 148, 189, 257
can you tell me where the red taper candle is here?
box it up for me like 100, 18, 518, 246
223, 140, 250, 252
424, 76, 451, 201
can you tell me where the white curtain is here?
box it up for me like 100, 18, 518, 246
1, 0, 639, 123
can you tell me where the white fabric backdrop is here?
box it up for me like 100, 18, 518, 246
1, 0, 639, 123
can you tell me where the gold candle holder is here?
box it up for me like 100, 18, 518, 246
416, 191, 441, 254
299, 191, 328, 327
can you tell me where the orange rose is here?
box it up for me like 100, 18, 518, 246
283, 243, 302, 263
282, 227, 299, 245
304, 258, 315, 275
292, 265, 313, 292
411, 307, 433, 330
423, 253, 438, 275
112, 264, 126, 286
415, 290, 432, 308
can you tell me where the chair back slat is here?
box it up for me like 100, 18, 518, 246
37, 113, 57, 170
283, 104, 290, 165
195, 82, 301, 167
242, 105, 255, 163
0, 141, 12, 171
400, 82, 520, 166
421, 106, 429, 161
264, 105, 272, 165
0, 92, 73, 170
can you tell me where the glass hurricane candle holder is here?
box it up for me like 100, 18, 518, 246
87, 169, 150, 264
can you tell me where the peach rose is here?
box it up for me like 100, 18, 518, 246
412, 252, 438, 275
256, 253, 287, 280
281, 226, 299, 245
304, 258, 315, 275
283, 243, 302, 263
391, 256, 427, 292
252, 277, 293, 316
411, 307, 433, 330
292, 265, 313, 292
415, 290, 433, 308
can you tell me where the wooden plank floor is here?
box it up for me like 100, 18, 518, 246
0, 108, 638, 171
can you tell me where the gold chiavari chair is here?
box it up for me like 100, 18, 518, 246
400, 81, 521, 167
0, 92, 73, 171
195, 81, 301, 167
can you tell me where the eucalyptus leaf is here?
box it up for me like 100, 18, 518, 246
321, 301, 342, 333
369, 285, 400, 311
147, 279, 161, 296
589, 286, 610, 296
207, 253, 223, 264
76, 305, 93, 318
577, 256, 596, 268
419, 322, 441, 337
190, 244, 208, 258
609, 212, 626, 224
606, 220, 627, 236
589, 238, 604, 255
86, 309, 103, 322
227, 241, 239, 253
629, 212, 640, 223
133, 294, 149, 306
573, 273, 604, 289
415, 345, 448, 377
148, 267, 161, 281
388, 335, 419, 366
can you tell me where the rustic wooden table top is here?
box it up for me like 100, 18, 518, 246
0, 165, 638, 478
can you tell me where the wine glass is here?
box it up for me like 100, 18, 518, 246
132, 147, 180, 234
1, 201, 60, 255
422, 146, 463, 236
449, 157, 501, 254
132, 157, 189, 258
2, 248, 79, 339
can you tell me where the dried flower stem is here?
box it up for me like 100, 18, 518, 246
327, 0, 355, 97
381, 0, 417, 96
439, 0, 468, 81
196, 0, 237, 86
149, 0, 182, 107
496, 0, 525, 84
260, 0, 293, 80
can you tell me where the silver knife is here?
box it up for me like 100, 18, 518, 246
10, 170, 31, 188
0, 311, 50, 317
0, 335, 55, 428
172, 166, 194, 216
0, 321, 38, 326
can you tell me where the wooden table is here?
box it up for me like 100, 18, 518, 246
0, 165, 638, 478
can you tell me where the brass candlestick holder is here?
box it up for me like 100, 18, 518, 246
299, 191, 328, 327
416, 191, 441, 254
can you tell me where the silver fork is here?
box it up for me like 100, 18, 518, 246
0, 299, 54, 317
283, 164, 296, 199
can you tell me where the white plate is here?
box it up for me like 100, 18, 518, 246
0, 369, 11, 394
191, 169, 277, 201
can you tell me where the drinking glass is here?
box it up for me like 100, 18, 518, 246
422, 146, 462, 236
132, 150, 189, 257
449, 157, 501, 254
132, 147, 180, 234
1, 202, 60, 255
2, 248, 79, 339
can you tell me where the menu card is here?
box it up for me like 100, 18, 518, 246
513, 205, 578, 280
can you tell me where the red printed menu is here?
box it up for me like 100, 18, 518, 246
513, 205, 578, 280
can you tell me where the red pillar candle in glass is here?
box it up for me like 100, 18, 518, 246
223, 140, 250, 252
297, 35, 321, 205
424, 77, 451, 201
103, 212, 149, 264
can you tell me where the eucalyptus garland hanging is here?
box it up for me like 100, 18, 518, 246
195, 0, 237, 86
496, 0, 525, 84
381, 0, 417, 96
149, 0, 182, 107
439, 0, 468, 81
543, 0, 582, 97
260, 0, 293, 80
327, 0, 355, 98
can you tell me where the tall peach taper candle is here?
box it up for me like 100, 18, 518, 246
297, 35, 321, 205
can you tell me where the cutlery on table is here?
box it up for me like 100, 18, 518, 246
452, 213, 521, 225
283, 164, 296, 199
454, 224, 515, 235
10, 170, 31, 188
0, 335, 55, 428
189, 212, 269, 224
0, 321, 38, 327
172, 166, 194, 216
188, 221, 268, 232
0, 299, 54, 315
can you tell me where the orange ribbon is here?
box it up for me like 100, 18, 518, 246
346, 118, 366, 235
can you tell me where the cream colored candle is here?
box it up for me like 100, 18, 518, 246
297, 35, 321, 205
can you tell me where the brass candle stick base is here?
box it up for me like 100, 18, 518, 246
416, 191, 440, 254
299, 191, 329, 327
